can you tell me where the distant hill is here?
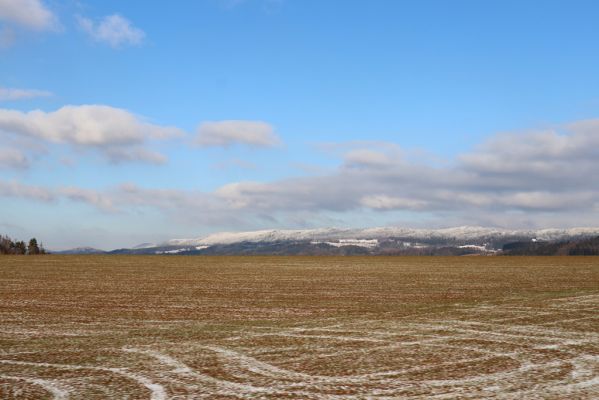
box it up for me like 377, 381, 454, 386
165, 226, 599, 248
53, 247, 106, 255
44, 227, 599, 256
100, 226, 599, 256
502, 236, 599, 256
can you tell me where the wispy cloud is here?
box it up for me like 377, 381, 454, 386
77, 14, 145, 48
218, 0, 285, 12
60, 186, 114, 212
196, 120, 281, 148
0, 148, 29, 169
0, 26, 15, 48
0, 87, 52, 101
0, 179, 53, 202
104, 147, 167, 165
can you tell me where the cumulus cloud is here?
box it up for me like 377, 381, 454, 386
0, 105, 182, 164
0, 87, 52, 101
0, 0, 57, 31
0, 105, 171, 145
78, 14, 145, 48
196, 120, 281, 148
458, 121, 599, 192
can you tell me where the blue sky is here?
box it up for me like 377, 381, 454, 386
2, 0, 599, 249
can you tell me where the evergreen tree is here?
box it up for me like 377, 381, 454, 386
1, 235, 48, 255
28, 238, 40, 255
13, 241, 27, 255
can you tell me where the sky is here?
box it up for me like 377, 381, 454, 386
2, 0, 599, 249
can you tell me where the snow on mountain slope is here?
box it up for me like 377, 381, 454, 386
167, 228, 351, 246
166, 226, 599, 247
132, 242, 157, 249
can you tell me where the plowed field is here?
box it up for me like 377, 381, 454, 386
1, 256, 598, 399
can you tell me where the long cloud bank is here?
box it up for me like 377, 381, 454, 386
2, 118, 599, 228
216, 121, 599, 216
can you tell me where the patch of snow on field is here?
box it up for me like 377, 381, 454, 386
2, 288, 597, 398
0, 375, 69, 399
0, 360, 167, 400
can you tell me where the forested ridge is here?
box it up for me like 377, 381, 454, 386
502, 236, 599, 256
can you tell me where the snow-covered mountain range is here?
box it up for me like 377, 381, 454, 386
60, 226, 599, 255
165, 226, 599, 247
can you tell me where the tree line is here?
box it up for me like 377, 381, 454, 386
0, 235, 46, 255
502, 236, 599, 256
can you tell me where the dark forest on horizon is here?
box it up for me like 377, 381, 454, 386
0, 235, 46, 255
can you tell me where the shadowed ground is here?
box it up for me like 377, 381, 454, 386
1, 256, 598, 398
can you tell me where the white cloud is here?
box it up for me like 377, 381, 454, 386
0, 87, 52, 101
0, 0, 57, 31
207, 120, 599, 223
196, 120, 281, 148
0, 148, 28, 169
0, 105, 181, 145
0, 105, 182, 164
4, 118, 599, 230
78, 14, 145, 48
